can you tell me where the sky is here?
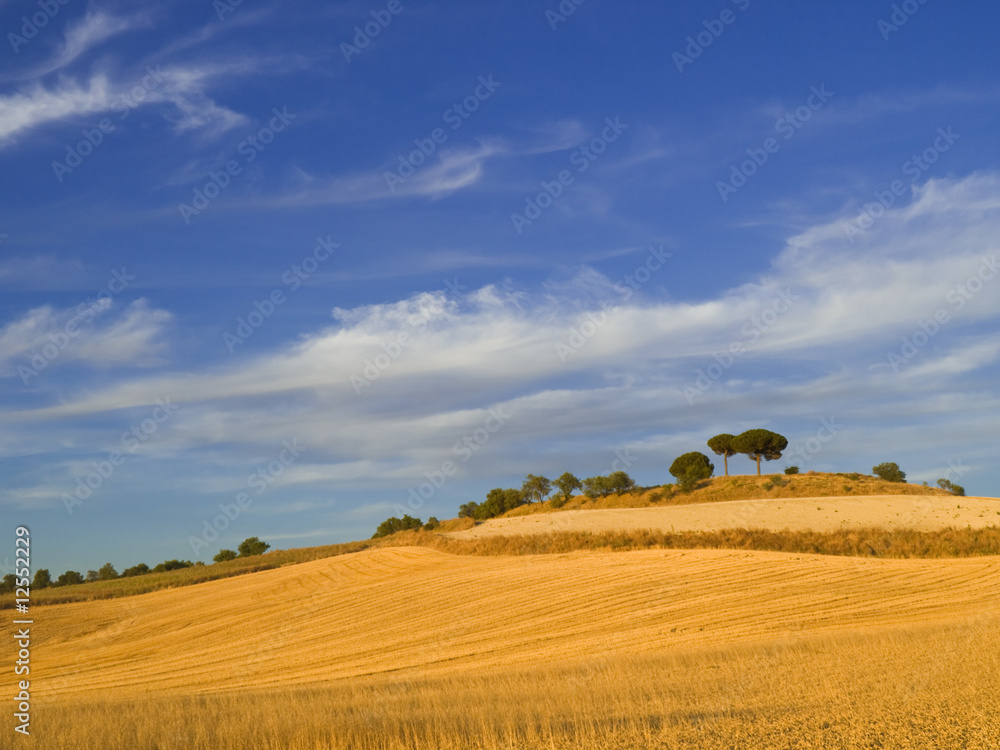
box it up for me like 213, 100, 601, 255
1, 0, 999, 576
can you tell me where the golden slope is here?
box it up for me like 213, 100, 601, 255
448, 494, 1000, 538
18, 545, 1000, 702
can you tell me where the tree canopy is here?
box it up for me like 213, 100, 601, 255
237, 536, 271, 557
706, 433, 737, 477
669, 452, 715, 490
873, 462, 906, 483
732, 429, 788, 475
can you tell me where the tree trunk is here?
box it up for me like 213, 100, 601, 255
756, 454, 761, 475
723, 454, 729, 477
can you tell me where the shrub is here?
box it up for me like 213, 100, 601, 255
98, 563, 118, 580
238, 537, 271, 557
31, 569, 51, 589
372, 515, 423, 538
122, 563, 150, 577
763, 475, 787, 490
669, 452, 714, 491
423, 517, 441, 531
784, 466, 800, 475
152, 560, 194, 573
213, 549, 238, 563
937, 478, 966, 496
873, 463, 906, 483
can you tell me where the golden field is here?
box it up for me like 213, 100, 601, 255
4, 526, 1000, 748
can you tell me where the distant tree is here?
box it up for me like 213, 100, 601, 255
872, 462, 906, 483
372, 515, 423, 538
213, 549, 238, 563
606, 470, 637, 495
522, 474, 553, 503
152, 560, 193, 573
122, 563, 150, 577
32, 569, 51, 590
581, 476, 610, 498
98, 563, 118, 581
86, 570, 99, 582
481, 488, 526, 518
937, 478, 966, 496
784, 466, 800, 475
237, 537, 271, 557
553, 472, 582, 504
0, 574, 14, 593
458, 502, 480, 519
57, 570, 85, 586
669, 452, 715, 491
706, 434, 738, 477
732, 429, 788, 476
423, 517, 440, 531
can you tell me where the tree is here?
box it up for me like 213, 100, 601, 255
152, 560, 193, 573
372, 515, 423, 538
606, 470, 637, 494
706, 434, 738, 477
122, 563, 150, 577
423, 517, 440, 531
582, 475, 612, 498
57, 570, 84, 586
98, 563, 118, 581
86, 570, 99, 582
0, 574, 14, 593
481, 488, 526, 518
32, 569, 51, 590
669, 452, 715, 491
784, 466, 800, 475
553, 472, 582, 504
237, 537, 271, 557
937, 478, 965, 496
522, 474, 552, 503
213, 549, 238, 563
732, 429, 788, 475
872, 462, 906, 483
458, 502, 480, 519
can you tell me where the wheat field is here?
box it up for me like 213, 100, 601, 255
5, 542, 1000, 748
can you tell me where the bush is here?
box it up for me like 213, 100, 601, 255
152, 560, 193, 573
873, 462, 906, 483
372, 515, 423, 538
32, 569, 51, 589
238, 537, 271, 557
763, 475, 787, 490
784, 466, 800, 475
56, 570, 84, 586
213, 549, 238, 563
937, 478, 966, 496
423, 517, 441, 531
98, 563, 118, 580
122, 563, 150, 577
669, 452, 714, 491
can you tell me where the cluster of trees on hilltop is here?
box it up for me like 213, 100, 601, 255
669, 429, 789, 491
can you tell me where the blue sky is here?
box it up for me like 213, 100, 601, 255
2, 0, 999, 576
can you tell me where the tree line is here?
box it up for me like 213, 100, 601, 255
0, 537, 271, 593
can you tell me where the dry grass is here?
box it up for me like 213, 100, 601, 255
17, 619, 1000, 749
5, 545, 1000, 748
